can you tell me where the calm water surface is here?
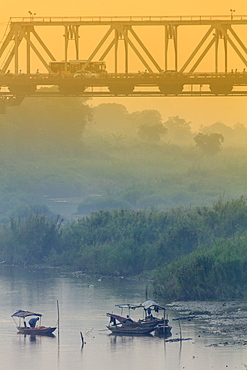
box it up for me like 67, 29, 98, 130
1, 265, 247, 370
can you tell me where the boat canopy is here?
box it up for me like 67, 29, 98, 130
115, 301, 165, 311
141, 300, 165, 310
115, 303, 141, 310
11, 310, 42, 318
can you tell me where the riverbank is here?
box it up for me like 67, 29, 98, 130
168, 300, 247, 346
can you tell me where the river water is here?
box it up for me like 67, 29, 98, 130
1, 265, 247, 370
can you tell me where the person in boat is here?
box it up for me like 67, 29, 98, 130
147, 308, 153, 319
110, 316, 117, 326
28, 317, 39, 328
125, 315, 134, 324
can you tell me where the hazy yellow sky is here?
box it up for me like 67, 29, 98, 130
1, 0, 247, 18
1, 0, 247, 128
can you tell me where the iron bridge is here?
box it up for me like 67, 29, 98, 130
0, 15, 247, 112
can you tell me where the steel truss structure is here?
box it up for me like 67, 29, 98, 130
0, 15, 247, 112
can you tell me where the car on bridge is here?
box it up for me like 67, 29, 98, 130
74, 70, 100, 78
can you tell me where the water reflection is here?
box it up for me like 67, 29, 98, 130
2, 265, 247, 370
17, 333, 56, 344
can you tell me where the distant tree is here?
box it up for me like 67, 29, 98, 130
0, 96, 91, 156
130, 109, 166, 141
201, 121, 247, 147
130, 109, 163, 128
194, 132, 224, 155
92, 103, 130, 132
232, 122, 247, 146
201, 122, 233, 145
137, 123, 167, 142
164, 116, 192, 145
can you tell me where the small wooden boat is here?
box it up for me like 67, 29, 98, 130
107, 324, 156, 335
107, 300, 172, 337
106, 313, 157, 335
12, 310, 56, 336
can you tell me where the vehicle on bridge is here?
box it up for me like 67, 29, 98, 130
74, 70, 100, 79
49, 60, 107, 76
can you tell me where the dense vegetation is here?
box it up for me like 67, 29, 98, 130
1, 197, 247, 300
153, 237, 247, 300
1, 98, 247, 300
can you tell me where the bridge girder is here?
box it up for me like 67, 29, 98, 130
0, 16, 246, 75
0, 15, 247, 112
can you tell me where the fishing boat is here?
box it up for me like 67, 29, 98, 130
11, 310, 56, 336
107, 300, 172, 337
106, 313, 157, 335
138, 300, 172, 336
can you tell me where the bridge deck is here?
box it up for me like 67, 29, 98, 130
9, 15, 247, 26
0, 72, 247, 99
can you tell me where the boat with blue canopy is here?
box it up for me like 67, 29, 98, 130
11, 310, 56, 336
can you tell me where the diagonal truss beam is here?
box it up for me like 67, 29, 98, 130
80, 24, 162, 73
122, 29, 153, 72
180, 24, 247, 72
1, 25, 57, 72
1, 30, 24, 72
220, 26, 247, 66
189, 36, 216, 72
31, 28, 56, 61
20, 29, 53, 71
0, 27, 15, 58
229, 27, 247, 53
128, 27, 162, 72
80, 26, 114, 70
99, 39, 115, 60
179, 26, 214, 73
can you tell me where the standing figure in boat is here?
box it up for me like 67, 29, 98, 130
29, 317, 39, 328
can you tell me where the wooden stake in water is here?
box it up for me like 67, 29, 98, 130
57, 300, 60, 342
80, 331, 85, 347
178, 318, 182, 340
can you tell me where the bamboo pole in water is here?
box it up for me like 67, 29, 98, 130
57, 300, 60, 342
178, 318, 182, 340
80, 331, 85, 347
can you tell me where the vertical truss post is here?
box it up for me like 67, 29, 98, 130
174, 26, 178, 71
164, 25, 169, 70
26, 27, 31, 74
14, 28, 19, 74
215, 29, 219, 73
64, 26, 69, 71
64, 25, 79, 70
214, 27, 228, 73
124, 29, 129, 74
74, 26, 79, 60
164, 25, 178, 71
224, 34, 228, 73
124, 28, 129, 73
114, 29, 119, 73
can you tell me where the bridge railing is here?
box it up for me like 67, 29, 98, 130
9, 15, 247, 24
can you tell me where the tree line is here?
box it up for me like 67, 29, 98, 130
1, 197, 247, 299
